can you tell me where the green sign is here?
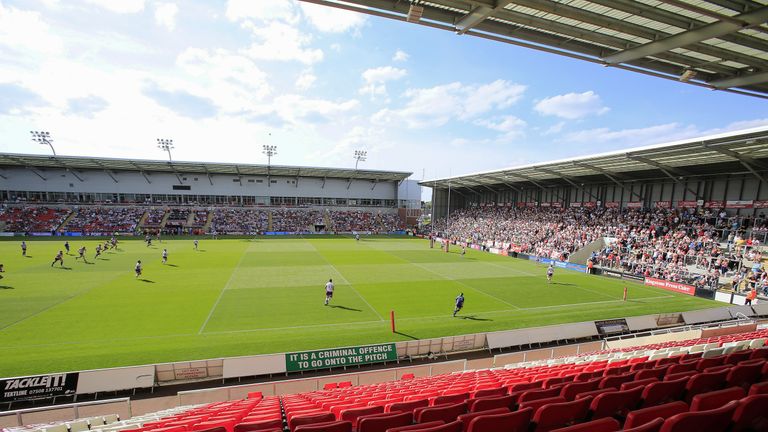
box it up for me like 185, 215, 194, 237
285, 343, 397, 372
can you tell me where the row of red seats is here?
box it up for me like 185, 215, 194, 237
124, 331, 768, 432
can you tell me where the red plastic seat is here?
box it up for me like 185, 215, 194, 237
658, 400, 738, 432
387, 400, 429, 414
750, 348, 768, 360
696, 356, 725, 371
357, 412, 412, 432
690, 386, 745, 412
518, 396, 566, 413
339, 406, 383, 428
192, 427, 226, 432
466, 408, 533, 432
432, 393, 469, 407
620, 418, 664, 432
621, 378, 658, 391
547, 417, 619, 432
409, 421, 462, 432
685, 370, 728, 402
623, 401, 689, 429
663, 371, 697, 381
472, 388, 506, 399
289, 413, 336, 432
727, 362, 765, 390
559, 380, 600, 401
666, 362, 697, 376
324, 383, 339, 390
589, 386, 643, 420
599, 373, 635, 390
294, 421, 351, 432
635, 367, 669, 381
517, 387, 561, 403
725, 350, 753, 365
386, 421, 445, 432
531, 396, 592, 432
749, 381, 768, 395
456, 408, 508, 431
731, 394, 768, 432
415, 402, 467, 424
640, 378, 688, 408
467, 395, 514, 413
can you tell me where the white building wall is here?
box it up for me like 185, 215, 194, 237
0, 168, 398, 201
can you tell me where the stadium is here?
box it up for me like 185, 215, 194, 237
2, 1, 768, 432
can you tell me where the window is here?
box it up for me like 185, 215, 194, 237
172, 185, 191, 191
248, 179, 255, 183
256, 180, 263, 183
233, 179, 240, 182
194, 177, 198, 181
270, 180, 277, 184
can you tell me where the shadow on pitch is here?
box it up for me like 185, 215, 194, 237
329, 305, 362, 312
55, 266, 72, 270
24, 255, 32, 258
0, 286, 13, 290
552, 282, 576, 286
139, 279, 156, 283
166, 264, 179, 267
98, 258, 110, 261
459, 315, 493, 321
394, 331, 418, 340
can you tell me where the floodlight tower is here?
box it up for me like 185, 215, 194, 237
263, 145, 277, 166
157, 138, 174, 162
31, 131, 55, 156
263, 145, 277, 187
354, 150, 367, 170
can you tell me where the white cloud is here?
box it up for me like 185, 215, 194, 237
0, 3, 63, 55
534, 91, 609, 119
543, 121, 566, 135
225, 0, 298, 23
154, 2, 178, 31
359, 66, 407, 98
373, 80, 526, 128
83, 0, 145, 14
295, 71, 317, 91
243, 21, 323, 64
474, 115, 527, 140
330, 43, 341, 52
176, 48, 271, 113
299, 2, 367, 33
393, 50, 409, 62
271, 94, 359, 125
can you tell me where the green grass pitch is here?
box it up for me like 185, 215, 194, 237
0, 236, 716, 377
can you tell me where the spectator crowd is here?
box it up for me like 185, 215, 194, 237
437, 206, 765, 290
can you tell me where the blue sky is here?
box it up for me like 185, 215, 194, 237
1, 0, 767, 191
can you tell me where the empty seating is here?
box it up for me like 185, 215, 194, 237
623, 401, 688, 429
466, 408, 533, 432
531, 397, 591, 432
548, 417, 619, 432
589, 386, 643, 420
689, 387, 745, 411
731, 394, 768, 432
657, 400, 738, 432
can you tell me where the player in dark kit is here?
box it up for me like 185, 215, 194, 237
51, 251, 64, 267
95, 244, 102, 259
20, 241, 26, 256
453, 293, 465, 317
0, 264, 4, 279
64, 241, 70, 254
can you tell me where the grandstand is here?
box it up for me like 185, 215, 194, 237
0, 154, 421, 234
423, 126, 768, 295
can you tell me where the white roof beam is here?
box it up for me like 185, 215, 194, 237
710, 71, 768, 89
603, 7, 768, 65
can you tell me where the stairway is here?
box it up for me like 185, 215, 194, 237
203, 210, 214, 232
57, 208, 77, 232
159, 209, 170, 230
267, 210, 273, 231
568, 237, 607, 265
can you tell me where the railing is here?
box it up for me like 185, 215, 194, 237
603, 318, 756, 345
0, 398, 131, 427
